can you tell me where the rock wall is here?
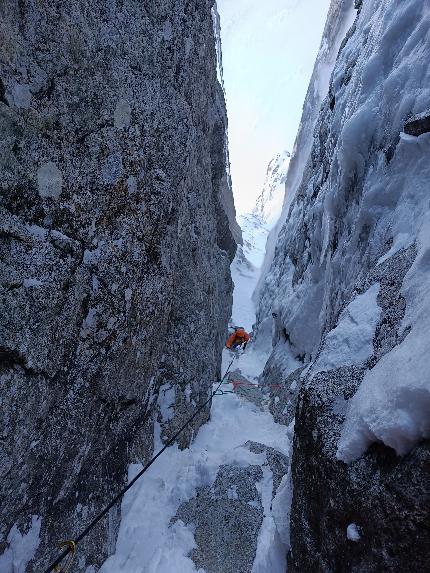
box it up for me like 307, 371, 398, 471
256, 0, 430, 570
0, 1, 238, 570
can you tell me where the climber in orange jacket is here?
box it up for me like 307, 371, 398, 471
226, 327, 250, 350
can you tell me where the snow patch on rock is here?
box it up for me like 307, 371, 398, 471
0, 516, 41, 573
346, 523, 361, 542
312, 283, 381, 377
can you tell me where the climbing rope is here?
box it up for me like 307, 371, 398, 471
44, 356, 236, 573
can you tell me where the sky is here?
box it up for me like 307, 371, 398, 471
217, 0, 331, 214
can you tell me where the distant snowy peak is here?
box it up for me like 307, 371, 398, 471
238, 213, 269, 269
253, 150, 291, 226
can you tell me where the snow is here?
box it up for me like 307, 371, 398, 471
101, 382, 290, 573
252, 467, 286, 573
253, 151, 291, 227
255, 0, 356, 307
255, 0, 430, 463
346, 523, 361, 542
0, 516, 41, 573
334, 0, 430, 462
377, 233, 411, 266
271, 470, 293, 548
114, 99, 131, 129
11, 83, 32, 109
101, 210, 290, 573
230, 214, 269, 332
311, 283, 381, 377
158, 384, 176, 423
101, 152, 123, 184
337, 309, 430, 461
23, 278, 44, 288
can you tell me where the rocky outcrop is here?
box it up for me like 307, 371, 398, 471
173, 464, 264, 573
0, 1, 238, 570
172, 440, 289, 573
288, 245, 430, 571
256, 0, 430, 570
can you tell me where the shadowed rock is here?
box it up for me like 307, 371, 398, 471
404, 110, 430, 137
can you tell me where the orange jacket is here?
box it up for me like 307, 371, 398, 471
226, 328, 250, 348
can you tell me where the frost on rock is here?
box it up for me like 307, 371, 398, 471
114, 99, 131, 129
11, 83, 32, 108
1, 1, 238, 570
101, 152, 123, 184
158, 383, 176, 423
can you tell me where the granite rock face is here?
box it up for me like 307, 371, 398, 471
0, 1, 238, 570
173, 440, 289, 573
288, 247, 430, 571
255, 0, 430, 570
173, 463, 264, 573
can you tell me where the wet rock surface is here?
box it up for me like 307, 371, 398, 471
0, 1, 238, 570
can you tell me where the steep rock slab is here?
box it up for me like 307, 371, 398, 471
0, 1, 238, 570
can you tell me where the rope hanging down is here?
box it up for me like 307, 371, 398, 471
44, 356, 236, 573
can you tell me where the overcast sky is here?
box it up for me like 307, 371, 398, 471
217, 0, 331, 214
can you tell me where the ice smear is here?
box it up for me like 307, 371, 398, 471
0, 516, 41, 573
272, 469, 293, 549
158, 384, 176, 422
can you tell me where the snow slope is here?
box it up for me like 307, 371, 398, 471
100, 219, 289, 573
230, 213, 269, 332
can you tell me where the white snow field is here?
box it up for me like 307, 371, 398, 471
100, 223, 290, 573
